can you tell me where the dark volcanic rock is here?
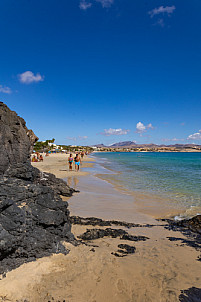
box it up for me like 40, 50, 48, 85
70, 215, 154, 228
176, 215, 201, 234
0, 102, 38, 175
161, 215, 201, 235
39, 170, 75, 197
78, 227, 147, 258
111, 244, 136, 257
117, 244, 136, 254
167, 237, 201, 250
162, 216, 201, 262
78, 227, 149, 242
0, 102, 75, 274
179, 287, 201, 301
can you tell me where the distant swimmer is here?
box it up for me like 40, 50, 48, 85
74, 153, 81, 172
68, 153, 73, 171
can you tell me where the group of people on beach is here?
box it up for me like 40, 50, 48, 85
68, 151, 85, 172
32, 150, 87, 172
32, 153, 43, 162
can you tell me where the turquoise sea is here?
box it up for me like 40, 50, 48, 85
92, 152, 201, 218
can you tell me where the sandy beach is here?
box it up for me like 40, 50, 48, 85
0, 153, 201, 302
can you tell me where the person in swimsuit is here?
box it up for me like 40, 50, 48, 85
68, 153, 73, 171
32, 155, 38, 162
74, 153, 81, 172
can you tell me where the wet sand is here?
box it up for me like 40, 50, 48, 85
0, 153, 201, 302
94, 173, 186, 219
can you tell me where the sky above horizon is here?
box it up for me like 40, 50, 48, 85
0, 0, 201, 146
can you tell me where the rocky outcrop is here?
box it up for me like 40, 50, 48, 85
162, 215, 201, 264
162, 215, 201, 239
0, 102, 38, 175
176, 215, 201, 234
0, 103, 75, 274
179, 287, 201, 301
78, 227, 149, 242
69, 215, 154, 228
111, 244, 136, 257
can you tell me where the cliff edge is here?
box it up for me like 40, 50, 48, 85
0, 102, 75, 274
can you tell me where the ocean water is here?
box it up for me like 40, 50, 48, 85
92, 152, 201, 218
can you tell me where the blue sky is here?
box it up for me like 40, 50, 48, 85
1, 0, 201, 146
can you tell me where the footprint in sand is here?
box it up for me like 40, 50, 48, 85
116, 278, 128, 294
96, 276, 101, 283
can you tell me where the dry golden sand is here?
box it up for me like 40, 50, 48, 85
0, 154, 201, 302
31, 152, 94, 178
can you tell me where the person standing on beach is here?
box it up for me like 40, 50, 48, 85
74, 153, 81, 172
68, 153, 73, 171
39, 154, 43, 162
81, 151, 85, 159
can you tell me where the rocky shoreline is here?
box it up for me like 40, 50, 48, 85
0, 102, 75, 275
69, 214, 201, 301
161, 215, 201, 263
69, 214, 201, 260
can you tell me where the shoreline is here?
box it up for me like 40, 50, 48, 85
91, 152, 201, 220
86, 153, 187, 220
94, 172, 186, 220
0, 153, 201, 301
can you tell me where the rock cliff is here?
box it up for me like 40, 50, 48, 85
0, 102, 75, 274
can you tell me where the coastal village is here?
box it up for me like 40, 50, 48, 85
33, 139, 201, 154
93, 145, 201, 152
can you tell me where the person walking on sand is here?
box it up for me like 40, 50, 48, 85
74, 153, 81, 172
68, 153, 73, 171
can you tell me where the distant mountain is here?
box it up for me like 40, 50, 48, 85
167, 144, 200, 148
110, 142, 161, 148
111, 141, 137, 147
93, 142, 201, 149
93, 144, 106, 148
135, 143, 158, 148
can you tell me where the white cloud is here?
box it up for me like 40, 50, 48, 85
101, 128, 130, 136
136, 122, 155, 135
79, 0, 113, 10
66, 136, 88, 141
66, 137, 77, 141
147, 123, 154, 130
96, 0, 113, 8
18, 71, 44, 84
79, 136, 88, 140
162, 138, 185, 142
0, 85, 12, 94
155, 18, 165, 27
148, 6, 176, 18
187, 130, 201, 140
79, 0, 92, 10
136, 122, 146, 133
